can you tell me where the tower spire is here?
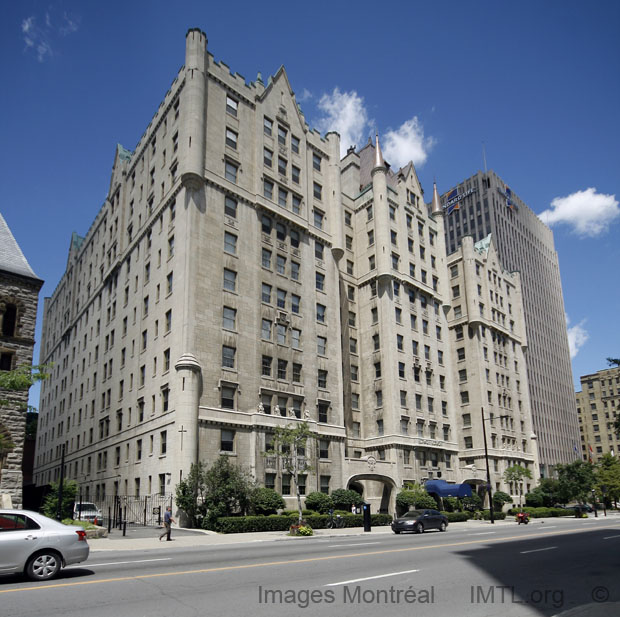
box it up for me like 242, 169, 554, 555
374, 133, 385, 170
431, 181, 443, 216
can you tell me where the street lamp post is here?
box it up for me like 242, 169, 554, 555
481, 408, 495, 524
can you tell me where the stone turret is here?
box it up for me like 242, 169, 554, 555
371, 134, 391, 282
180, 29, 207, 191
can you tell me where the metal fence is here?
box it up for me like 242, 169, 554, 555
94, 493, 173, 527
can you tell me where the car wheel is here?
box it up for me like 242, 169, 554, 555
393, 530, 400, 534
439, 521, 447, 532
415, 523, 424, 534
26, 552, 62, 581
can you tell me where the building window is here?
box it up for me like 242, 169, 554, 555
316, 303, 326, 323
263, 179, 274, 200
223, 268, 237, 292
291, 261, 300, 280
278, 125, 287, 145
316, 272, 325, 291
276, 254, 286, 274
224, 232, 237, 255
223, 306, 236, 330
225, 161, 238, 183
222, 345, 236, 368
225, 128, 238, 149
264, 116, 273, 136
317, 336, 327, 356
262, 248, 272, 269
291, 135, 300, 153
221, 429, 235, 452
226, 96, 238, 117
318, 401, 329, 423
292, 363, 302, 382
292, 195, 301, 215
320, 476, 330, 494
261, 355, 272, 376
313, 182, 322, 201
292, 165, 300, 184
313, 208, 324, 229
221, 385, 236, 409
291, 294, 300, 314
319, 439, 329, 458
224, 196, 237, 218
277, 288, 286, 309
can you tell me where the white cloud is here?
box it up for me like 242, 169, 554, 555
566, 315, 589, 359
382, 116, 436, 168
315, 88, 370, 157
296, 88, 312, 103
21, 10, 80, 62
539, 188, 619, 237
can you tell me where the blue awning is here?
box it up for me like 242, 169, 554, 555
425, 480, 472, 498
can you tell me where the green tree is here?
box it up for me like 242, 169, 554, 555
250, 487, 285, 515
556, 460, 596, 504
594, 453, 620, 507
202, 456, 255, 529
525, 477, 561, 507
492, 491, 513, 511
606, 357, 620, 367
461, 493, 483, 511
304, 491, 333, 514
396, 485, 437, 513
42, 480, 78, 519
264, 422, 315, 524
503, 465, 533, 504
0, 364, 50, 410
175, 461, 209, 528
330, 488, 364, 511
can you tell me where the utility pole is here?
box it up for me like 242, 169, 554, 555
481, 408, 495, 524
56, 443, 66, 521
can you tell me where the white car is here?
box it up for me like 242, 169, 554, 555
0, 509, 90, 580
73, 502, 102, 523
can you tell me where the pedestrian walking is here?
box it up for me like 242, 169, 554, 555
159, 506, 175, 541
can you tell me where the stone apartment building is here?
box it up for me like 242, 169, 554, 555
441, 171, 579, 477
576, 366, 620, 463
0, 213, 43, 508
33, 29, 538, 515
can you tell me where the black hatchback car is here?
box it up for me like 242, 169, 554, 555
391, 509, 448, 534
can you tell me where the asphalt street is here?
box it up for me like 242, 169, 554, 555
1, 515, 619, 617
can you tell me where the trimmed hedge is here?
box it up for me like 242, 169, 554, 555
213, 513, 393, 534
442, 511, 471, 522
507, 507, 573, 518
482, 510, 506, 520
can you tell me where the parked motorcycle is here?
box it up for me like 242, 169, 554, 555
516, 511, 530, 524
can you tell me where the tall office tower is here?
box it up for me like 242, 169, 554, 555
33, 30, 539, 516
0, 213, 43, 508
441, 171, 579, 476
576, 366, 620, 463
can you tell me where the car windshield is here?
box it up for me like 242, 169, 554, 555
75, 503, 97, 512
402, 510, 423, 518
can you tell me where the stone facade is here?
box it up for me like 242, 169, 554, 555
441, 172, 579, 477
576, 366, 620, 463
0, 214, 43, 509
33, 30, 539, 516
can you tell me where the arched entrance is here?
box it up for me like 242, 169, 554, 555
346, 473, 398, 515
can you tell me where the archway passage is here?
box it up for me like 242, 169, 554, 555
346, 473, 398, 515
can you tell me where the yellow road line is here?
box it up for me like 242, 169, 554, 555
2, 523, 618, 594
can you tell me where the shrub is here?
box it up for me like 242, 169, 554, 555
330, 489, 364, 510
482, 510, 506, 520
213, 513, 393, 533
396, 490, 437, 512
296, 525, 313, 536
251, 487, 285, 516
304, 491, 333, 514
461, 494, 483, 511
282, 509, 315, 517
492, 491, 512, 511
442, 511, 471, 522
442, 497, 459, 512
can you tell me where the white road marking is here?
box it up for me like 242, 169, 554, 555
325, 569, 419, 587
520, 546, 557, 554
329, 542, 382, 547
467, 532, 496, 536
536, 526, 556, 529
68, 558, 172, 568
603, 535, 620, 539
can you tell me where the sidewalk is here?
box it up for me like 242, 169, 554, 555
89, 513, 618, 552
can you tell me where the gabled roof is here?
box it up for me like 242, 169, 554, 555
0, 212, 41, 280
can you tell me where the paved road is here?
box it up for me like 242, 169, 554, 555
1, 515, 619, 617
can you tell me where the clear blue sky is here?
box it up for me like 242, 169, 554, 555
1, 0, 618, 407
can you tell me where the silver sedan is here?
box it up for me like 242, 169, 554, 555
0, 509, 90, 580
